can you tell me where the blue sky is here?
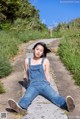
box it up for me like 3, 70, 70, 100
30, 0, 80, 28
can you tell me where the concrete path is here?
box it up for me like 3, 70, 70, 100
23, 39, 68, 119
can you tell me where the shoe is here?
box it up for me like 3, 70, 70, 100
66, 96, 75, 112
8, 98, 27, 114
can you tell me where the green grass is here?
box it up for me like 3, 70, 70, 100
58, 29, 80, 85
0, 56, 12, 78
0, 31, 20, 59
52, 30, 63, 38
16, 30, 50, 42
0, 82, 5, 94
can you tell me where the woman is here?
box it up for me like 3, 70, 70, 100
8, 42, 75, 114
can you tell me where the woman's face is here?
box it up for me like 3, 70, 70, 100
33, 45, 44, 58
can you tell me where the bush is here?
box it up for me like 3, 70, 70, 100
58, 30, 80, 85
52, 31, 62, 38
0, 22, 11, 30
0, 56, 12, 78
0, 31, 20, 59
16, 30, 50, 43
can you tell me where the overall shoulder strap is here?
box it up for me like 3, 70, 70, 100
28, 58, 31, 66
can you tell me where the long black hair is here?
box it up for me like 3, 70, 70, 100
32, 42, 51, 57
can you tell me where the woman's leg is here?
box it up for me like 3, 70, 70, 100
40, 84, 68, 110
18, 86, 39, 110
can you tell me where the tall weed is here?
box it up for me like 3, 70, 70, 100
58, 29, 80, 85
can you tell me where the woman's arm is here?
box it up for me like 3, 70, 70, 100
44, 58, 51, 83
24, 58, 29, 82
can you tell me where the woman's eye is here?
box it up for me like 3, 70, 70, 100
36, 49, 39, 51
36, 48, 43, 52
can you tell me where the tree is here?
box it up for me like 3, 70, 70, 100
0, 0, 20, 22
0, 0, 47, 30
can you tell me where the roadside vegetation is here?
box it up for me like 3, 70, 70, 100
0, 82, 5, 93
53, 18, 80, 85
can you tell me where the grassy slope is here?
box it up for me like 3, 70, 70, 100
58, 28, 80, 85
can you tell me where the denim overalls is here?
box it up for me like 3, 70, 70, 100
18, 58, 68, 110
